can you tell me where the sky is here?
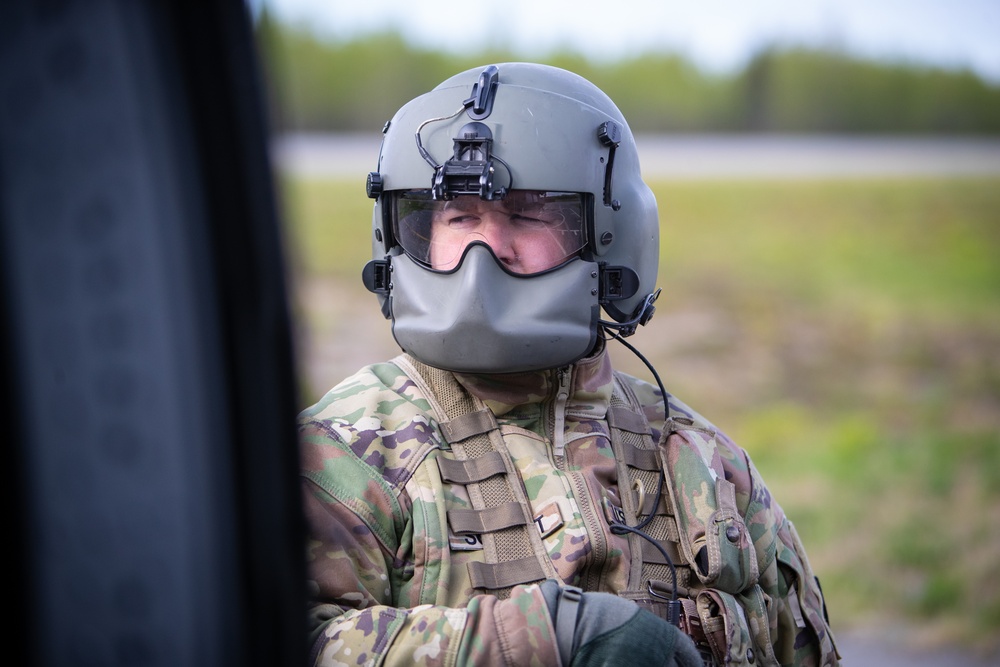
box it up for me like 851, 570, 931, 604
260, 0, 1000, 82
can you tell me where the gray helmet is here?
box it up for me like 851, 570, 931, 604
363, 62, 660, 373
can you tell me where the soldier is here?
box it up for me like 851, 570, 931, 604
300, 63, 840, 666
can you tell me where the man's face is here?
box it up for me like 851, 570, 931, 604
425, 191, 585, 275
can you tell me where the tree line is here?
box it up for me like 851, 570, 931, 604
258, 15, 1000, 135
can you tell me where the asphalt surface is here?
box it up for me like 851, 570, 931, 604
835, 627, 1000, 666
273, 132, 1000, 179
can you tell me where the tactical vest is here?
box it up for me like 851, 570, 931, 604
396, 354, 777, 667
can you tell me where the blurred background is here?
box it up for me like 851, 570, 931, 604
252, 0, 1000, 660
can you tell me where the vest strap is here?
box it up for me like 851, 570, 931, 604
640, 489, 673, 517
437, 452, 506, 484
622, 441, 660, 471
442, 409, 498, 443
607, 405, 651, 435
640, 537, 683, 566
447, 502, 530, 535
467, 557, 549, 590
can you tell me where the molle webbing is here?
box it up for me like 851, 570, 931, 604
394, 355, 554, 598
448, 502, 530, 534
607, 375, 694, 610
437, 451, 506, 484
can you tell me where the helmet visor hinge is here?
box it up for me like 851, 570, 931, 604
362, 259, 392, 294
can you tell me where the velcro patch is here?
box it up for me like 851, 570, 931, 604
448, 501, 565, 551
533, 500, 565, 539
449, 532, 484, 551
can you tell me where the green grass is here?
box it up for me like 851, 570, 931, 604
281, 175, 1000, 648
657, 179, 1000, 315
279, 177, 376, 279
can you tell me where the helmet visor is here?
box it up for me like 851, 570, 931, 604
393, 190, 587, 275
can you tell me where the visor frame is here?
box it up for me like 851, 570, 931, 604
390, 188, 592, 276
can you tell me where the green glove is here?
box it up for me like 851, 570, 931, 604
540, 580, 702, 667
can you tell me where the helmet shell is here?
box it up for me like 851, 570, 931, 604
366, 63, 660, 371
372, 62, 659, 319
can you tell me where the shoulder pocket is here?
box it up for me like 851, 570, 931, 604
661, 430, 758, 592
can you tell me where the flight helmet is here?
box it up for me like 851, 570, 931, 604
363, 62, 660, 373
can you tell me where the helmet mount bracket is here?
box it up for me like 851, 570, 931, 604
432, 122, 507, 200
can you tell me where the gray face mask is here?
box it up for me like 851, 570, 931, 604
387, 244, 600, 373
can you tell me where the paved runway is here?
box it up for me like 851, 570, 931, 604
273, 132, 1000, 179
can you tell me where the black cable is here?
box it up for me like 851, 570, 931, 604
603, 327, 668, 407
608, 516, 683, 628
491, 154, 514, 195
414, 103, 471, 170
608, 521, 677, 601
603, 323, 683, 626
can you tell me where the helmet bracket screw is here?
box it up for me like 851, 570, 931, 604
601, 231, 614, 246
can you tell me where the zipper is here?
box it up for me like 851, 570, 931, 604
550, 364, 611, 590
551, 366, 571, 462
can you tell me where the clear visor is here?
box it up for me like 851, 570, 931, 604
392, 190, 587, 275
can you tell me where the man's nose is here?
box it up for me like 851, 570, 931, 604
476, 214, 516, 261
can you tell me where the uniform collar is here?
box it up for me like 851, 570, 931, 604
453, 340, 614, 419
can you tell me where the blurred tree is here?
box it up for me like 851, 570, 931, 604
257, 21, 1000, 134
738, 47, 1000, 133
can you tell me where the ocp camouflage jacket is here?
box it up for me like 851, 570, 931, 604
300, 347, 839, 666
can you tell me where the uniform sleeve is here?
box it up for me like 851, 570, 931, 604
733, 444, 840, 666
301, 422, 561, 667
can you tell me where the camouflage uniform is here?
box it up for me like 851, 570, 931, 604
301, 345, 839, 666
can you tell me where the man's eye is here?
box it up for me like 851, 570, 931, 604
447, 215, 479, 227
510, 214, 552, 228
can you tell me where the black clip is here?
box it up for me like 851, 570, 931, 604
466, 65, 500, 120
597, 121, 622, 210
648, 578, 682, 629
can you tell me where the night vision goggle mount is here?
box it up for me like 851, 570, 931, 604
394, 64, 510, 202
431, 121, 505, 201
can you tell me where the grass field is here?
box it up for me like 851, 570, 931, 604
281, 175, 1000, 649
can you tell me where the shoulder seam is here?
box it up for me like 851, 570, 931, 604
301, 466, 402, 549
